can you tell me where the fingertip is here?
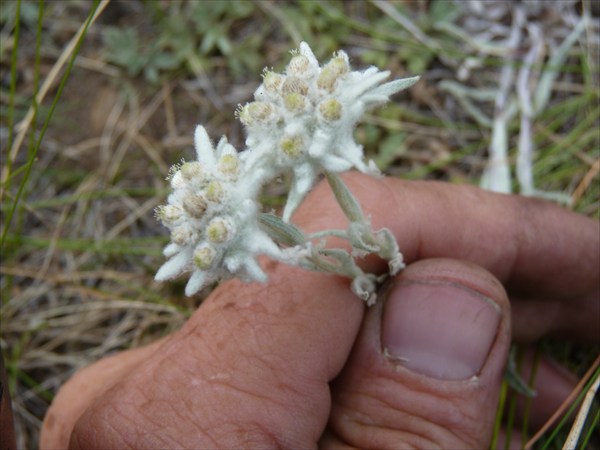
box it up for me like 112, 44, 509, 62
380, 258, 511, 382
382, 279, 502, 380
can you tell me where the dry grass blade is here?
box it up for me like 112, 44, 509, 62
571, 158, 600, 204
562, 372, 600, 450
0, 0, 110, 200
526, 356, 600, 449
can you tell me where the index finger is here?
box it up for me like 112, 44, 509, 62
295, 173, 599, 341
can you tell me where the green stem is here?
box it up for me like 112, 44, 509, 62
5, 0, 21, 181
308, 229, 348, 240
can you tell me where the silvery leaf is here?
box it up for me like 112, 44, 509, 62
259, 213, 307, 247
325, 172, 365, 224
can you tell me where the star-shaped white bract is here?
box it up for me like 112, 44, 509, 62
237, 42, 419, 220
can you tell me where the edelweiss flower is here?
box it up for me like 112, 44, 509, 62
238, 42, 419, 220
155, 43, 417, 302
155, 126, 281, 295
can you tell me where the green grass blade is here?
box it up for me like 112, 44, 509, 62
490, 379, 508, 449
0, 0, 102, 250
521, 347, 543, 448
28, 0, 44, 158
3, 235, 167, 257
540, 366, 600, 450
5, 0, 21, 180
578, 408, 599, 450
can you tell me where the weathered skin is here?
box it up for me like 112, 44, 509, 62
41, 174, 599, 449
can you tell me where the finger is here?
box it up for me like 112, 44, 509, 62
298, 173, 599, 342
40, 337, 168, 449
70, 266, 366, 448
324, 258, 511, 449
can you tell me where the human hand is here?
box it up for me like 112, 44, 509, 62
40, 173, 599, 449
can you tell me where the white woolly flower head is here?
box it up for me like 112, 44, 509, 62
237, 42, 419, 220
155, 125, 281, 296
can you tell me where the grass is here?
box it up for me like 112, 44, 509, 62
1, 1, 599, 448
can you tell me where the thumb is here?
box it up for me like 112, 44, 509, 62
324, 258, 511, 449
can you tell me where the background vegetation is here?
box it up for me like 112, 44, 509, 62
1, 0, 598, 448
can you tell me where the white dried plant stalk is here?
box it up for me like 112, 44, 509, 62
441, 2, 587, 202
